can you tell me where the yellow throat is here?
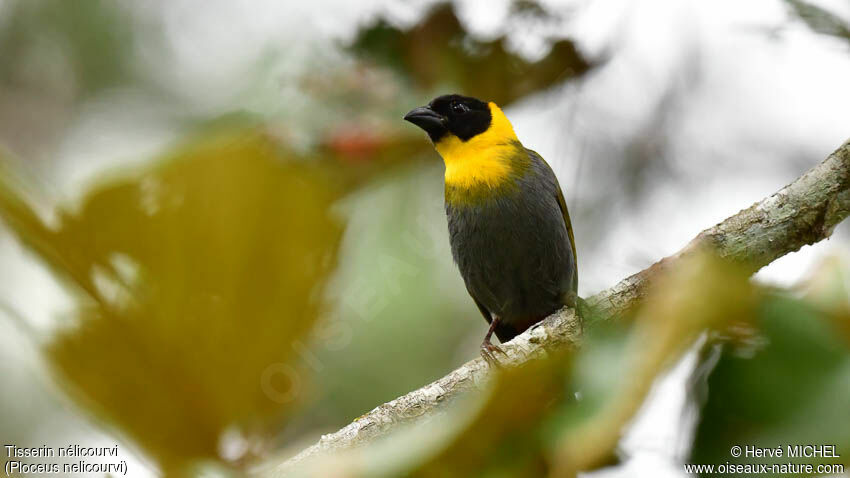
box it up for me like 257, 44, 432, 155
435, 102, 521, 189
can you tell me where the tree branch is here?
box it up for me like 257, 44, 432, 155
589, 139, 850, 318
272, 139, 850, 473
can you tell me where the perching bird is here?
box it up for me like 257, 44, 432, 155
404, 94, 578, 362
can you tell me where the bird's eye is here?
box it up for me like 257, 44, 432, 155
451, 102, 469, 115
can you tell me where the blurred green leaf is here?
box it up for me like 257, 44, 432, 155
553, 250, 759, 476
0, 0, 134, 96
401, 352, 573, 478
0, 130, 346, 472
786, 0, 850, 43
546, 319, 630, 437
801, 254, 850, 343
350, 2, 593, 106
691, 291, 850, 475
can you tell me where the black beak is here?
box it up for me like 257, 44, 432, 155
404, 106, 447, 142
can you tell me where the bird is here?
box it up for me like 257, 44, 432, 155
404, 94, 578, 363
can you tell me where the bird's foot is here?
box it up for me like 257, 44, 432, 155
480, 340, 507, 367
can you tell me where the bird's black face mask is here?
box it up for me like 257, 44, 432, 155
404, 94, 492, 143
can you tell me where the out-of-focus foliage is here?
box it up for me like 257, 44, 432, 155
0, 0, 134, 98
0, 129, 346, 472
803, 254, 850, 339
350, 2, 593, 106
404, 351, 573, 478
691, 258, 850, 474
786, 0, 850, 43
550, 252, 758, 477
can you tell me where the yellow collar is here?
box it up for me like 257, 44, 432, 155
435, 102, 521, 189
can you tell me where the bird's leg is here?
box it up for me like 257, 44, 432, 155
480, 315, 508, 366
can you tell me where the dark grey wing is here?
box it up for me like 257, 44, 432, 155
554, 182, 578, 281
527, 149, 578, 294
471, 294, 492, 324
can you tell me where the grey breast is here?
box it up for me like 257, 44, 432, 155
445, 154, 575, 326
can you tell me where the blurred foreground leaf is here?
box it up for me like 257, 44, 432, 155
351, 2, 593, 106
552, 251, 758, 477
403, 352, 573, 478
0, 130, 346, 472
786, 0, 850, 43
0, 0, 133, 97
691, 257, 850, 475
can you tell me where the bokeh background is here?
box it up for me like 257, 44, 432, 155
1, 0, 849, 477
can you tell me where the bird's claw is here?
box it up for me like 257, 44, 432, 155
480, 340, 507, 367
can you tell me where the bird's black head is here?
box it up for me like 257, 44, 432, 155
403, 94, 492, 143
